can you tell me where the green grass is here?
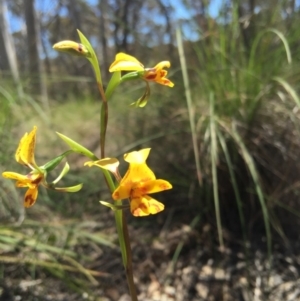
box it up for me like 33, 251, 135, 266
174, 2, 300, 257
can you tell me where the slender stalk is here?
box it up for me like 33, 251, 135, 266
104, 173, 137, 301
97, 81, 108, 158
122, 212, 138, 301
97, 72, 138, 301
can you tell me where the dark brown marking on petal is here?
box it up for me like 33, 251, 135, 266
145, 74, 156, 80
78, 43, 83, 52
140, 187, 147, 194
24, 195, 35, 207
32, 177, 42, 185
139, 203, 147, 210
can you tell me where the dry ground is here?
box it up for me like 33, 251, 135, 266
1, 206, 300, 301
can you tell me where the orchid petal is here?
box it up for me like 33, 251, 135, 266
15, 126, 37, 167
109, 53, 144, 72
24, 187, 38, 208
85, 158, 119, 173
112, 183, 131, 200
127, 163, 156, 183
124, 148, 151, 164
132, 179, 172, 197
2, 171, 30, 181
130, 195, 164, 217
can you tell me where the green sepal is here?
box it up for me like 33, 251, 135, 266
130, 81, 150, 108
77, 30, 102, 86
56, 132, 98, 160
120, 72, 140, 82
100, 200, 130, 211
54, 183, 83, 192
42, 150, 73, 172
105, 71, 121, 100
52, 162, 70, 184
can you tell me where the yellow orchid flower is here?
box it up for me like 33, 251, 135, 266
2, 126, 82, 208
3, 171, 44, 208
109, 53, 174, 87
2, 126, 45, 208
112, 148, 172, 217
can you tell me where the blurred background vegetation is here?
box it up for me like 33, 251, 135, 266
1, 0, 300, 300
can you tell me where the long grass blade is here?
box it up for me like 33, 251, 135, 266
218, 131, 246, 244
230, 125, 271, 259
273, 76, 300, 108
176, 27, 202, 186
249, 28, 292, 71
209, 92, 223, 249
0, 255, 107, 278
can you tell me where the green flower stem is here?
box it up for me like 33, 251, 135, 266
100, 78, 138, 301
114, 203, 127, 266
99, 95, 108, 158
122, 211, 138, 301
101, 169, 115, 193
102, 169, 138, 301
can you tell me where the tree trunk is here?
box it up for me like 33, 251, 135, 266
99, 0, 109, 82
67, 0, 81, 39
0, 0, 23, 99
155, 0, 173, 58
24, 0, 40, 93
24, 0, 49, 111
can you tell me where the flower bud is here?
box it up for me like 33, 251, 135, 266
53, 40, 91, 58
